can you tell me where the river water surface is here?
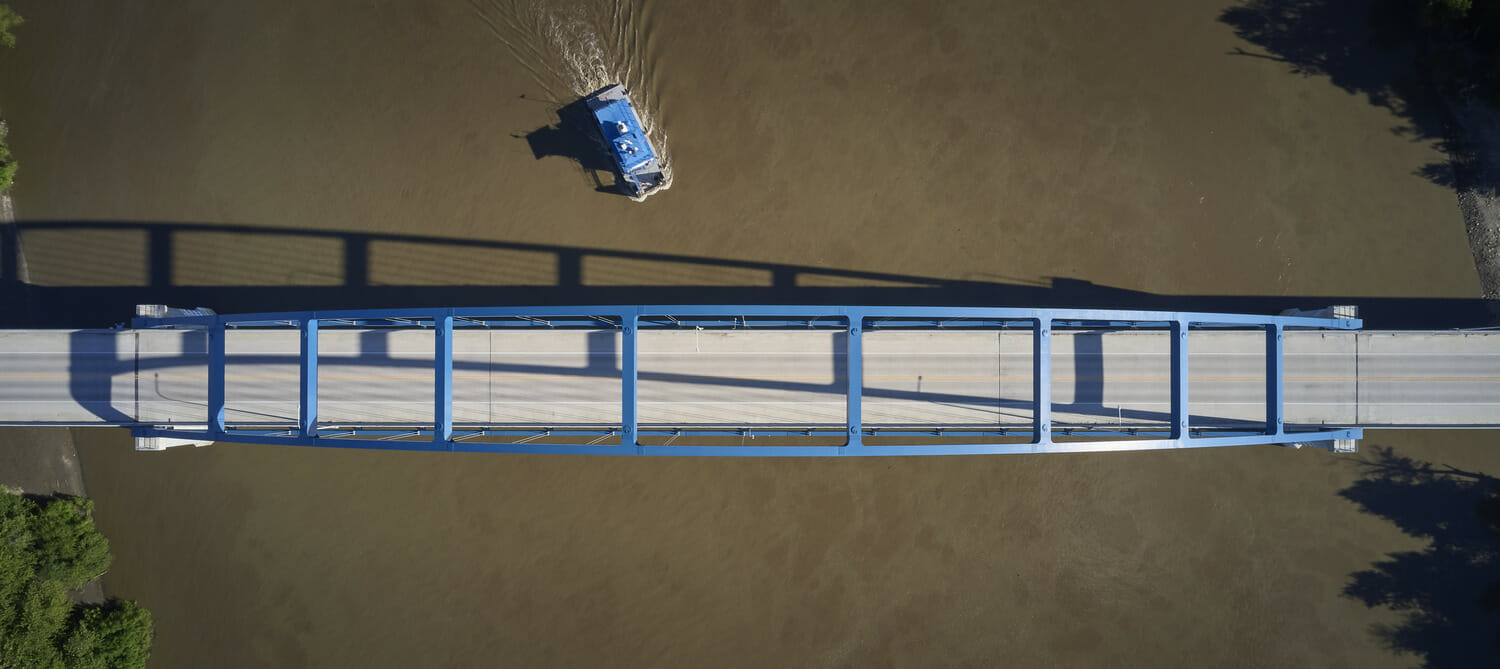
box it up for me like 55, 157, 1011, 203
1, 0, 1495, 666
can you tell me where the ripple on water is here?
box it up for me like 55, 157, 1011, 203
473, 0, 673, 199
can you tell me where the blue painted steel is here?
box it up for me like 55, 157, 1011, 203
435, 314, 453, 445
127, 427, 1364, 456
1170, 320, 1188, 439
146, 427, 1297, 439
207, 325, 226, 437
299, 319, 318, 438
622, 315, 639, 452
130, 305, 1365, 456
1267, 324, 1284, 435
133, 305, 1362, 330
182, 427, 1287, 439
846, 321, 863, 450
1033, 318, 1051, 448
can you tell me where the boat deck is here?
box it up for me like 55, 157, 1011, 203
584, 85, 664, 197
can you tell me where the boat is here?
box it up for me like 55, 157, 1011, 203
584, 84, 666, 199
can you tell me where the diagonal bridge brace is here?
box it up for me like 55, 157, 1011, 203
131, 305, 1363, 456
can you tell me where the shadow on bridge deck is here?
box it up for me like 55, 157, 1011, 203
109, 326, 1210, 431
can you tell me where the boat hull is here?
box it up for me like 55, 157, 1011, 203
584, 84, 665, 199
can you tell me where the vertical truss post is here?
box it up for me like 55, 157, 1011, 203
435, 313, 454, 445
1171, 320, 1189, 440
299, 318, 319, 439
846, 317, 863, 449
207, 320, 226, 438
132, 305, 1365, 455
621, 315, 639, 451
1266, 324, 1284, 436
1033, 318, 1051, 447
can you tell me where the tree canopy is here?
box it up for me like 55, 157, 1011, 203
0, 6, 20, 50
0, 492, 152, 669
1422, 0, 1500, 103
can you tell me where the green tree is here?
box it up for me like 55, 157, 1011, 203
0, 5, 21, 191
1417, 0, 1500, 102
0, 123, 14, 192
0, 492, 152, 669
0, 6, 20, 49
28, 497, 110, 589
1425, 0, 1474, 22
0, 494, 39, 667
0, 580, 71, 669
60, 601, 153, 669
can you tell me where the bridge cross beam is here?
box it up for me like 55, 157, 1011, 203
1033, 317, 1051, 449
1171, 319, 1189, 441
125, 305, 1366, 455
1267, 324, 1284, 436
621, 314, 639, 453
846, 314, 863, 450
434, 313, 453, 446
300, 318, 319, 439
207, 319, 226, 438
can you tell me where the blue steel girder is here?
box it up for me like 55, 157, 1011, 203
129, 305, 1363, 456
622, 315, 639, 452
299, 319, 318, 439
434, 313, 454, 445
1033, 318, 1051, 445
846, 321, 864, 449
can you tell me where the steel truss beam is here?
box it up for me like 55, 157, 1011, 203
130, 306, 1363, 456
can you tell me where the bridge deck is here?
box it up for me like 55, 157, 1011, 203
3, 328, 1497, 430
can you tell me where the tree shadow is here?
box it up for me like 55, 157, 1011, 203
1218, 0, 1468, 190
1339, 445, 1500, 667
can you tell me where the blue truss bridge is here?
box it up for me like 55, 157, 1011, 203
2, 304, 1498, 456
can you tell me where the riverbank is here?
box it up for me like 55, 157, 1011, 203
0, 180, 102, 602
1448, 96, 1500, 298
0, 427, 84, 497
0, 190, 72, 497
0, 0, 1492, 665
0, 425, 105, 604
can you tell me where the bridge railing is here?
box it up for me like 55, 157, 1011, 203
129, 305, 1363, 456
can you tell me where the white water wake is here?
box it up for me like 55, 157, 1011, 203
474, 0, 672, 199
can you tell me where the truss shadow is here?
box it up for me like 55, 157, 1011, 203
1, 220, 1494, 330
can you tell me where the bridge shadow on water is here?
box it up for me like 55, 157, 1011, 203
1341, 446, 1500, 667
1217, 4, 1500, 662
0, 219, 1494, 330
3, 4, 1495, 661
2, 218, 1494, 433
6, 220, 1500, 663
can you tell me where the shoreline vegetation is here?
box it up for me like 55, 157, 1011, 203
1448, 96, 1500, 298
0, 2, 1487, 667
0, 4, 18, 192
0, 10, 152, 669
1417, 0, 1500, 105
0, 490, 153, 669
1417, 0, 1500, 297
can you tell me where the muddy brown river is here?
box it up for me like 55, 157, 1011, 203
1, 0, 1495, 666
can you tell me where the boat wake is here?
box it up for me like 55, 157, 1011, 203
473, 0, 673, 199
